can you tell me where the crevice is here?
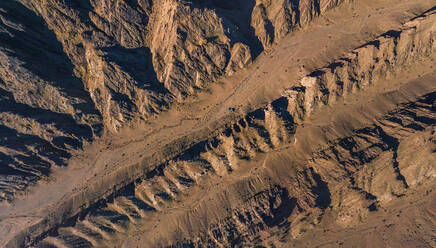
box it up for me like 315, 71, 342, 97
375, 125, 409, 189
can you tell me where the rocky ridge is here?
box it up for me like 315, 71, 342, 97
34, 7, 436, 247
0, 0, 347, 201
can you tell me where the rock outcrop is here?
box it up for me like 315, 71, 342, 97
35, 7, 436, 247
0, 0, 347, 201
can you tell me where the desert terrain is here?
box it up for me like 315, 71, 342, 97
0, 0, 435, 247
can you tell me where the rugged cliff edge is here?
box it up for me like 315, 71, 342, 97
0, 0, 347, 202
0, 0, 435, 247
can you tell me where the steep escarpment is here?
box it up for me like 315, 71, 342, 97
0, 1, 103, 201
24, 0, 348, 128
36, 84, 436, 247
169, 92, 435, 247
0, 0, 347, 202
33, 7, 436, 248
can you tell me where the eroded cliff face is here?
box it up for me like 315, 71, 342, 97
0, 0, 346, 201
34, 6, 436, 248
0, 0, 435, 247
0, 1, 103, 200
16, 0, 347, 130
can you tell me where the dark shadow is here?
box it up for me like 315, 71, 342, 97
263, 12, 275, 45
100, 45, 170, 95
375, 125, 409, 189
290, 0, 301, 26
340, 128, 387, 164
0, 88, 94, 141
309, 168, 331, 209
382, 30, 402, 38
188, 0, 265, 58
368, 202, 378, 211
0, 125, 70, 167
0, 1, 102, 130
246, 109, 274, 147
178, 139, 208, 161
124, 0, 141, 9
56, 0, 94, 25
308, 69, 326, 77
315, 0, 321, 15
0, 151, 51, 176
271, 97, 297, 132
418, 92, 436, 111
356, 40, 380, 49
0, 1, 108, 200
262, 188, 297, 227
326, 61, 344, 72
410, 5, 436, 21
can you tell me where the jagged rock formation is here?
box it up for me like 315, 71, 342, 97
0, 0, 435, 247
34, 8, 436, 246
0, 1, 103, 201
0, 0, 348, 201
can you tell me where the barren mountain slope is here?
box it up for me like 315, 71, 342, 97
0, 0, 435, 247
0, 0, 349, 202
